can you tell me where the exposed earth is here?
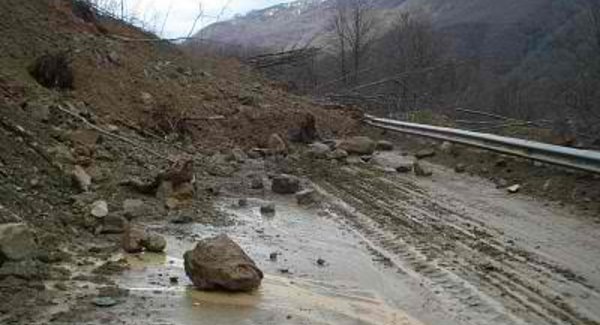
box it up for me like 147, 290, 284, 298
0, 1, 599, 325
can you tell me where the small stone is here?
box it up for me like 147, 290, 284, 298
90, 201, 109, 218
306, 142, 330, 159
171, 215, 193, 224
413, 162, 433, 177
296, 189, 319, 206
327, 149, 348, 160
454, 163, 467, 173
54, 282, 68, 291
92, 297, 119, 308
269, 252, 278, 261
440, 141, 453, 153
71, 165, 91, 192
376, 140, 394, 151
260, 204, 276, 215
495, 158, 508, 167
415, 148, 436, 159
507, 184, 521, 193
237, 199, 248, 208
169, 276, 179, 284
249, 176, 264, 190
317, 258, 326, 266
122, 226, 146, 253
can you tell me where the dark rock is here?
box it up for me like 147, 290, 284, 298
271, 175, 300, 194
376, 140, 394, 151
317, 258, 326, 266
28, 53, 73, 90
269, 252, 278, 261
183, 234, 263, 292
260, 204, 276, 215
171, 215, 193, 224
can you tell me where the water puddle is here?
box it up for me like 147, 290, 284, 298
117, 197, 428, 325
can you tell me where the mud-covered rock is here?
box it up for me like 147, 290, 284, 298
271, 175, 300, 194
184, 234, 263, 292
371, 152, 413, 171
121, 226, 146, 253
141, 234, 167, 253
0, 223, 38, 263
454, 163, 467, 173
338, 136, 376, 155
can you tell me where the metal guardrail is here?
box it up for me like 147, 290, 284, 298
364, 114, 600, 174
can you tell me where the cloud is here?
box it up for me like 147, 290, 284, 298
123, 0, 292, 38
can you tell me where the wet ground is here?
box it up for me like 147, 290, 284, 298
96, 154, 600, 325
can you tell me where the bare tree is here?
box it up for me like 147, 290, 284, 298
331, 0, 376, 85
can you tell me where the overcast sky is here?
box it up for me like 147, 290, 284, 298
124, 0, 292, 38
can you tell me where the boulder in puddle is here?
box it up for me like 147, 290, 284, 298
184, 234, 263, 292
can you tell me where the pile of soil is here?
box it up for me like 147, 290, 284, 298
0, 0, 360, 323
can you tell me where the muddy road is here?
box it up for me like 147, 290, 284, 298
88, 155, 600, 325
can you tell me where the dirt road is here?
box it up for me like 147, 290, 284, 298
91, 155, 600, 325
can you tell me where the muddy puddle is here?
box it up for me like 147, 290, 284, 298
116, 196, 441, 325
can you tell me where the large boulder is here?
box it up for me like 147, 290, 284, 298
271, 175, 300, 194
0, 224, 38, 263
121, 226, 146, 253
338, 136, 376, 155
184, 234, 263, 292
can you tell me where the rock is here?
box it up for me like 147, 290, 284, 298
396, 163, 413, 173
371, 152, 413, 171
29, 103, 50, 122
260, 203, 276, 215
183, 234, 263, 292
376, 140, 394, 151
122, 226, 146, 253
288, 113, 318, 144
90, 200, 109, 218
271, 175, 300, 194
100, 215, 128, 234
413, 162, 433, 177
29, 53, 73, 90
317, 258, 326, 266
71, 165, 91, 192
495, 158, 508, 167
269, 252, 278, 261
360, 155, 373, 162
345, 156, 365, 165
170, 276, 179, 284
542, 179, 552, 192
171, 215, 193, 224
92, 296, 119, 308
237, 199, 248, 208
248, 175, 264, 190
338, 136, 376, 155
0, 223, 38, 263
306, 143, 330, 159
0, 260, 49, 280
296, 189, 319, 206
122, 199, 145, 220
415, 148, 436, 159
327, 149, 348, 160
231, 148, 247, 163
454, 163, 467, 173
507, 184, 521, 193
440, 141, 453, 153
267, 133, 288, 155
496, 178, 509, 189
140, 92, 154, 106
247, 149, 263, 159
141, 234, 167, 253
